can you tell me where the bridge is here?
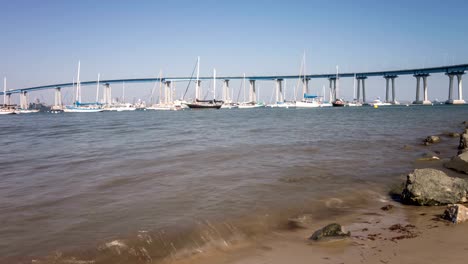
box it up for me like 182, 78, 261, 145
2, 63, 467, 108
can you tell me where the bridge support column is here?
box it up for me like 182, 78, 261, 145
446, 74, 454, 104
447, 73, 466, 104
356, 77, 367, 103
457, 74, 465, 103
329, 78, 337, 102
357, 78, 361, 101
103, 84, 112, 105
391, 77, 397, 104
20, 91, 29, 109
413, 74, 431, 105
249, 80, 257, 103
6, 94, 11, 106
385, 77, 390, 102
164, 81, 171, 104
195, 80, 201, 100
414, 76, 421, 104
422, 75, 431, 104
223, 80, 230, 102
54, 87, 62, 109
276, 79, 284, 103
384, 76, 398, 104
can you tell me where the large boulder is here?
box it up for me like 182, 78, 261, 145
309, 223, 350, 241
443, 204, 468, 223
445, 152, 468, 174
401, 169, 468, 206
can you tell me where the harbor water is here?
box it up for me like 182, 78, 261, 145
0, 105, 467, 263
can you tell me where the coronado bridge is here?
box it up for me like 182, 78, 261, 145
1, 63, 468, 108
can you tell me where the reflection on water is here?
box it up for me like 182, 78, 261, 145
0, 105, 467, 261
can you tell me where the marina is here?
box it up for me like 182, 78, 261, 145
1, 62, 467, 113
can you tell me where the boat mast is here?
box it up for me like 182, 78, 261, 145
158, 71, 163, 105
335, 65, 339, 100
195, 56, 200, 100
213, 68, 216, 100
243, 73, 246, 103
122, 82, 125, 103
303, 51, 306, 98
72, 77, 76, 106
2, 78, 5, 107
77, 61, 81, 104
96, 73, 100, 103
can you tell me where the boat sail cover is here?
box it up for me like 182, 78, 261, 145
303, 93, 318, 99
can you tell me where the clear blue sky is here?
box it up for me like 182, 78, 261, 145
1, 0, 468, 103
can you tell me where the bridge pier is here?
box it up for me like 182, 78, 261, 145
6, 94, 11, 106
223, 80, 230, 102
446, 72, 465, 104
413, 74, 431, 105
384, 75, 398, 104
53, 87, 62, 109
249, 80, 257, 103
356, 77, 367, 103
276, 79, 284, 103
195, 80, 201, 100
20, 91, 29, 109
164, 81, 171, 104
103, 84, 112, 105
329, 78, 337, 102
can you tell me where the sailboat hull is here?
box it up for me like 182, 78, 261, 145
185, 103, 222, 109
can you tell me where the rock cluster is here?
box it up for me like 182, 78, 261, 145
401, 168, 468, 206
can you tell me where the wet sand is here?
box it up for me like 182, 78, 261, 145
167, 203, 468, 264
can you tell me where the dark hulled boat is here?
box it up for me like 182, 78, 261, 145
185, 99, 223, 109
332, 99, 345, 107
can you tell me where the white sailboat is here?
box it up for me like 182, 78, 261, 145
0, 77, 15, 115
295, 54, 321, 108
64, 61, 103, 113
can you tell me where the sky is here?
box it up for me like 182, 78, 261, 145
1, 0, 468, 104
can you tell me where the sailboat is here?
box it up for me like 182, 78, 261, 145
332, 66, 345, 107
295, 54, 321, 108
64, 62, 103, 113
0, 77, 15, 115
185, 57, 223, 109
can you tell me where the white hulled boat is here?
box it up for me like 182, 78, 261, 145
0, 78, 15, 115
64, 62, 103, 113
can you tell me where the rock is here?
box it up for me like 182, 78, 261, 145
424, 136, 441, 145
401, 168, 468, 206
417, 152, 440, 161
381, 204, 394, 211
458, 131, 468, 154
447, 132, 461, 138
443, 204, 468, 223
445, 152, 468, 174
309, 223, 350, 241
